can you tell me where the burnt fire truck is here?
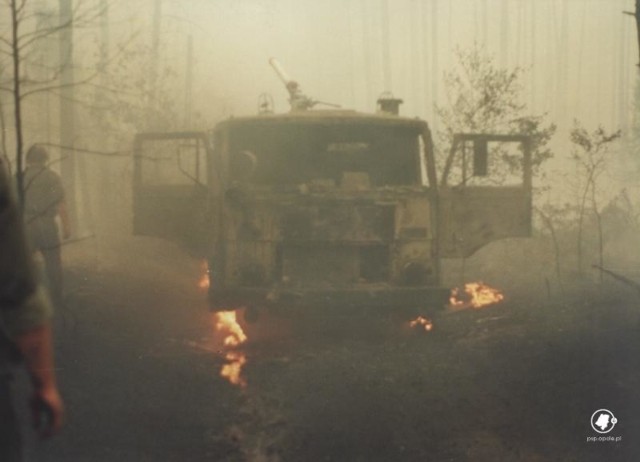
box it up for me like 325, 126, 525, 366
132, 59, 532, 319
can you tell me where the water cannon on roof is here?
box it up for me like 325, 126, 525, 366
269, 57, 340, 112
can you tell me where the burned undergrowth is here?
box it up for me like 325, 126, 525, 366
24, 236, 639, 462
214, 281, 640, 462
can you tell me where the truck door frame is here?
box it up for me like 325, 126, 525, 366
438, 133, 533, 258
132, 131, 212, 252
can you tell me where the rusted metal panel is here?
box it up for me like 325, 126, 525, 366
439, 186, 531, 258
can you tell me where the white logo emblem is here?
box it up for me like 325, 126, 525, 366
590, 409, 618, 434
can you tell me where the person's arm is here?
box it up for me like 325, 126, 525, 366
3, 288, 64, 438
58, 200, 71, 239
13, 320, 64, 438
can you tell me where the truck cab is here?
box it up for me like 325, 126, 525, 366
209, 110, 447, 313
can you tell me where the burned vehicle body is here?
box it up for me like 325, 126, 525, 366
133, 102, 532, 317
133, 120, 532, 317
208, 111, 448, 313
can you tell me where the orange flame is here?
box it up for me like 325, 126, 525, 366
214, 311, 247, 387
198, 260, 210, 290
409, 316, 433, 332
450, 282, 504, 309
220, 351, 247, 387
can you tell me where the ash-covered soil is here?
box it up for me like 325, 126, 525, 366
14, 237, 640, 462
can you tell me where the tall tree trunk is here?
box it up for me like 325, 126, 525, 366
635, 0, 640, 66
0, 97, 10, 172
149, 0, 162, 129
623, 1, 640, 64
59, 0, 77, 231
10, 0, 24, 205
590, 182, 604, 284
576, 168, 596, 276
536, 208, 564, 295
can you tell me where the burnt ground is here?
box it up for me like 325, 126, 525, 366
12, 237, 640, 462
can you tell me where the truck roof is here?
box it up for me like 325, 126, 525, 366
216, 110, 427, 130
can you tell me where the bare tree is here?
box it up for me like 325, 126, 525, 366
436, 44, 556, 185
569, 121, 621, 278
0, 0, 104, 204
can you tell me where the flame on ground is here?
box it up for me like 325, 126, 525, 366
198, 260, 210, 290
213, 311, 247, 387
220, 351, 247, 386
409, 316, 433, 332
450, 282, 505, 309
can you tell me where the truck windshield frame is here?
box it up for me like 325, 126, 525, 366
228, 122, 422, 187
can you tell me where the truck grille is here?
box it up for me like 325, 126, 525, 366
278, 244, 390, 287
281, 204, 394, 242
277, 203, 394, 286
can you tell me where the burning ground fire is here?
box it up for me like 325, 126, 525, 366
450, 281, 505, 309
409, 316, 433, 332
214, 311, 248, 387
199, 261, 248, 388
409, 282, 504, 332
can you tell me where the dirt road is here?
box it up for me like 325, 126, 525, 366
15, 237, 640, 461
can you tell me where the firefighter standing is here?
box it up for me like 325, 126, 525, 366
22, 145, 71, 307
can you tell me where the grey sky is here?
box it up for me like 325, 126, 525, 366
132, 0, 636, 135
